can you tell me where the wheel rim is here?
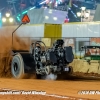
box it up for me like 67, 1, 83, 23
13, 62, 20, 77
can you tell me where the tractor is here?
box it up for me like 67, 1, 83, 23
10, 15, 74, 79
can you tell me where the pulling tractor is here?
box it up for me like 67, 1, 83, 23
10, 15, 74, 80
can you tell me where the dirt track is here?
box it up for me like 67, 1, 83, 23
0, 27, 100, 100
0, 78, 99, 100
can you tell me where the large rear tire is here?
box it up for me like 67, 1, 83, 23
11, 53, 25, 79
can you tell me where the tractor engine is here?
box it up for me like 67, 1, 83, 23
46, 39, 65, 72
33, 45, 48, 75
46, 39, 74, 73
32, 39, 74, 75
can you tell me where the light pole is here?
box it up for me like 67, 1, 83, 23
77, 7, 90, 22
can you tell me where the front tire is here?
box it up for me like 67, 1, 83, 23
11, 53, 25, 79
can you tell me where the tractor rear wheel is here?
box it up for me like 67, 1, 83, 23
11, 53, 25, 79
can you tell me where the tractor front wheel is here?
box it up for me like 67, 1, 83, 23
11, 53, 25, 79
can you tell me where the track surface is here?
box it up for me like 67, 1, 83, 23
0, 78, 99, 100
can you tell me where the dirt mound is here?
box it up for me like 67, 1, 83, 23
0, 29, 30, 78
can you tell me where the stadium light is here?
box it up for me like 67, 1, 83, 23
81, 7, 86, 11
6, 13, 10, 17
2, 17, 6, 22
77, 12, 81, 17
85, 12, 90, 18
77, 7, 90, 22
9, 18, 14, 23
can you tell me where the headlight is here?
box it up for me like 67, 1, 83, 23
2, 17, 6, 22
9, 18, 14, 23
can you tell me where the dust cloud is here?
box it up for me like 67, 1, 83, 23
0, 27, 30, 78
42, 73, 57, 80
